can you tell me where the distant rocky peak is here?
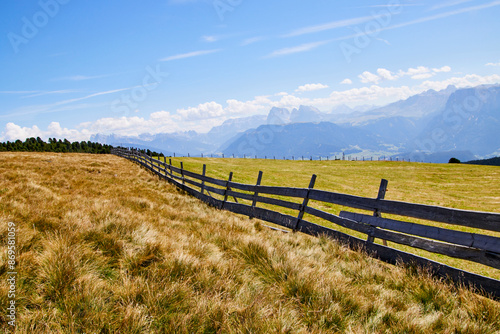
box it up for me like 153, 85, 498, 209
267, 107, 291, 124
291, 105, 324, 123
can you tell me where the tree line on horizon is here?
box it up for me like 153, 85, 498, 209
0, 137, 113, 154
464, 156, 500, 167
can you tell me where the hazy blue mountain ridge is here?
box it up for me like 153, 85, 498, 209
93, 84, 500, 161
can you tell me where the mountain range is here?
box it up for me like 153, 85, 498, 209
92, 84, 500, 163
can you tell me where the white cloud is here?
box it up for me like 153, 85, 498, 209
402, 66, 452, 79
160, 49, 221, 61
326, 85, 415, 106
418, 74, 500, 91
358, 66, 452, 84
433, 65, 452, 72
341, 78, 353, 85
274, 94, 310, 108
225, 95, 273, 116
359, 71, 381, 84
79, 114, 182, 138
1, 122, 90, 142
486, 61, 500, 67
296, 83, 329, 92
402, 66, 432, 78
410, 73, 434, 80
2, 123, 43, 141
377, 68, 398, 81
176, 102, 225, 121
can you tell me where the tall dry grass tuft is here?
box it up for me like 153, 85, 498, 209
0, 152, 499, 333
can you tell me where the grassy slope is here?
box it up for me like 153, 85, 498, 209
0, 152, 499, 333
164, 157, 500, 279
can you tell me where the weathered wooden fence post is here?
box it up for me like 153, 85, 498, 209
294, 174, 317, 232
168, 158, 173, 179
367, 179, 389, 245
180, 162, 185, 186
201, 164, 207, 195
250, 171, 264, 219
221, 172, 233, 210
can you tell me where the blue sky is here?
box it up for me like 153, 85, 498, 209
1, 0, 500, 141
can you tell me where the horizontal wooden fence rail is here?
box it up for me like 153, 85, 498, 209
111, 148, 500, 299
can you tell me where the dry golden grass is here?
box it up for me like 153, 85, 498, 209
0, 152, 499, 333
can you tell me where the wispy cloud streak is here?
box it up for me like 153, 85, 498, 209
54, 74, 114, 81
335, 1, 500, 41
0, 87, 132, 119
265, 40, 331, 58
160, 49, 221, 61
284, 16, 378, 37
430, 0, 476, 11
23, 90, 78, 98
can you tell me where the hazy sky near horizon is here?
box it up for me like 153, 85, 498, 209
1, 0, 500, 141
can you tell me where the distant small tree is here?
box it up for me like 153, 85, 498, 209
448, 157, 461, 163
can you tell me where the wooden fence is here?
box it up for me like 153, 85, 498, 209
112, 148, 500, 299
159, 152, 410, 162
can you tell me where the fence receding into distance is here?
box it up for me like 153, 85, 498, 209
112, 148, 500, 299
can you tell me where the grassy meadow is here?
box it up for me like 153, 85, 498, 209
162, 156, 500, 280
0, 152, 499, 333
